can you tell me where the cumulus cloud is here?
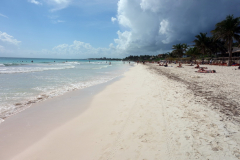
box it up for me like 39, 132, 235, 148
53, 41, 94, 54
45, 0, 71, 11
111, 17, 117, 23
28, 0, 42, 5
0, 31, 21, 45
0, 13, 8, 18
52, 40, 120, 58
113, 0, 240, 55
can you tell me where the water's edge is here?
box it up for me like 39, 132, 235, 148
0, 63, 131, 123
0, 70, 129, 160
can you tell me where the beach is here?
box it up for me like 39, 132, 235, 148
1, 63, 240, 159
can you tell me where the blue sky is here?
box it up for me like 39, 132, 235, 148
0, 0, 120, 58
0, 0, 240, 59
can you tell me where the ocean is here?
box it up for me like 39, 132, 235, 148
0, 57, 131, 123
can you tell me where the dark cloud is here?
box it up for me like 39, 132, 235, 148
113, 0, 240, 55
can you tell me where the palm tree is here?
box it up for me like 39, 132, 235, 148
172, 43, 188, 58
182, 43, 189, 54
167, 51, 177, 58
211, 15, 240, 66
185, 47, 201, 63
193, 32, 210, 60
208, 37, 227, 57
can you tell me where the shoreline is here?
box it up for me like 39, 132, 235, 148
0, 65, 129, 124
1, 64, 240, 159
0, 73, 125, 160
0, 59, 130, 124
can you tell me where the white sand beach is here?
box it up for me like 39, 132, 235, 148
1, 63, 240, 160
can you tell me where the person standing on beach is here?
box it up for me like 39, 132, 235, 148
210, 59, 212, 65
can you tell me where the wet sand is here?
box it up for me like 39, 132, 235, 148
0, 77, 122, 160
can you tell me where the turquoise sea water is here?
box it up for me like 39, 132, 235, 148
0, 57, 131, 122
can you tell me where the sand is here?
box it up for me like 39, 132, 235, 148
1, 63, 240, 160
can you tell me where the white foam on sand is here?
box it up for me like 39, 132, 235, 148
0, 72, 122, 124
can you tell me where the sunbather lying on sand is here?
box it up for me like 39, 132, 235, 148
196, 68, 216, 73
186, 63, 194, 66
194, 64, 207, 69
164, 63, 168, 67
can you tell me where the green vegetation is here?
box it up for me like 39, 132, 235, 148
211, 15, 240, 66
172, 43, 188, 58
123, 54, 168, 62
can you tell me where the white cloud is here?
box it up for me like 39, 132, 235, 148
48, 15, 65, 23
28, 0, 42, 5
50, 40, 126, 58
114, 31, 131, 50
53, 40, 103, 56
0, 13, 8, 18
140, 0, 162, 13
159, 19, 169, 35
113, 0, 240, 55
0, 31, 21, 45
109, 43, 116, 49
111, 17, 117, 23
45, 0, 71, 11
159, 19, 173, 44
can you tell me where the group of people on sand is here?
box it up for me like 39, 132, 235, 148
194, 63, 216, 73
150, 60, 240, 73
160, 62, 182, 68
158, 62, 168, 67
157, 61, 217, 73
173, 62, 216, 73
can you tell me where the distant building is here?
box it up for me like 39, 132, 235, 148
232, 47, 240, 53
150, 56, 154, 59
226, 47, 240, 56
